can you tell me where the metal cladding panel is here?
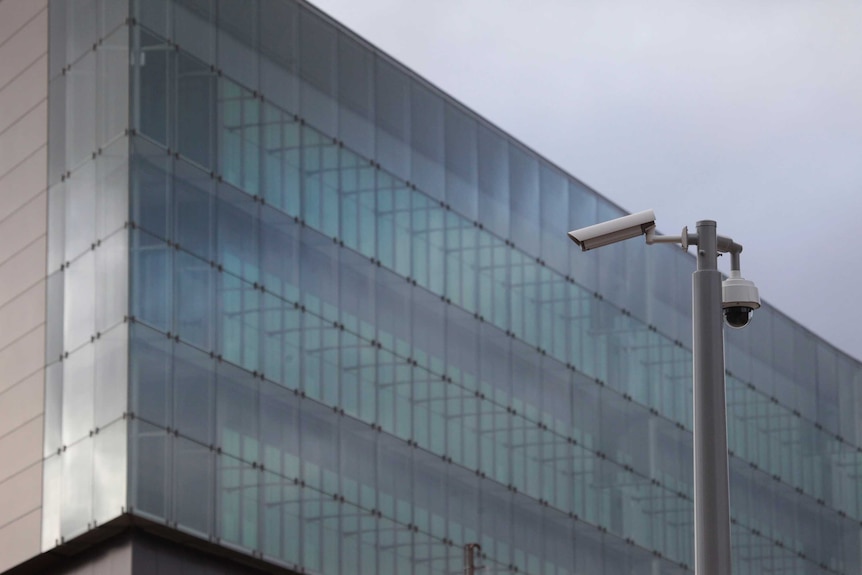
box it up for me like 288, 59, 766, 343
0, 416, 43, 484
0, 148, 47, 223
0, 0, 48, 572
0, 510, 41, 573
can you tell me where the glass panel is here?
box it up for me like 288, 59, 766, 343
836, 355, 859, 445
135, 0, 168, 38
131, 419, 169, 518
67, 0, 98, 64
46, 271, 64, 362
259, 201, 300, 298
567, 179, 597, 285
444, 103, 478, 221
218, 83, 261, 195
259, 0, 298, 114
48, 76, 67, 185
301, 124, 339, 239
174, 159, 213, 259
216, 0, 258, 89
62, 343, 95, 445
65, 161, 96, 262
100, 0, 129, 37
771, 312, 795, 407
793, 327, 817, 422
97, 25, 130, 147
177, 51, 215, 169
539, 164, 568, 272
477, 124, 509, 238
173, 340, 215, 444
44, 363, 63, 457
49, 0, 69, 80
375, 58, 410, 181
63, 249, 96, 351
298, 7, 336, 134
96, 136, 130, 239
41, 454, 62, 551
508, 144, 539, 255
47, 183, 66, 277
174, 0, 215, 63
217, 360, 259, 462
174, 435, 214, 534
215, 266, 261, 373
61, 436, 94, 538
93, 419, 127, 524
337, 32, 374, 158
175, 250, 213, 349
136, 29, 170, 146
217, 452, 260, 550
593, 201, 627, 315
260, 468, 302, 564
260, 381, 301, 478
66, 50, 97, 169
339, 148, 376, 260
132, 135, 170, 238
410, 81, 444, 199
95, 229, 129, 333
130, 322, 170, 427
94, 324, 128, 428
131, 229, 173, 331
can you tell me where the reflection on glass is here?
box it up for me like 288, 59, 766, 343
174, 0, 215, 63
62, 343, 95, 445
216, 0, 258, 90
136, 29, 169, 145
94, 324, 128, 428
337, 33, 374, 158
175, 436, 213, 534
98, 26, 130, 147
177, 52, 215, 169
61, 437, 94, 538
95, 229, 129, 333
93, 420, 127, 524
41, 454, 62, 551
65, 161, 96, 262
298, 7, 336, 135
410, 81, 444, 198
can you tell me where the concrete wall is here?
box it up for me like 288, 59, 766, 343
0, 0, 49, 571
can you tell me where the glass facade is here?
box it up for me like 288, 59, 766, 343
41, 1, 862, 574
42, 0, 130, 549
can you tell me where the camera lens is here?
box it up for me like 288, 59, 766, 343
724, 306, 752, 328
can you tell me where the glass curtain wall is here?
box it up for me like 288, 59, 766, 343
42, 0, 130, 550
121, 1, 862, 574
36, 0, 862, 573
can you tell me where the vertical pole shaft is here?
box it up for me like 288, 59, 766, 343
464, 543, 479, 575
692, 220, 732, 575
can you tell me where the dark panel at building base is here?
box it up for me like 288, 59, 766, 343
4, 516, 299, 575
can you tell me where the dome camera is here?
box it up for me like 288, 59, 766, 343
722, 271, 760, 329
724, 306, 754, 329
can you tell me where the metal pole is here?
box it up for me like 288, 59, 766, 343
692, 220, 732, 575
464, 543, 481, 575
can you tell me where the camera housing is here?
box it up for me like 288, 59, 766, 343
722, 271, 760, 328
568, 210, 656, 251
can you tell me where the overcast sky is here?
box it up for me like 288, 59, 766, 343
310, 0, 862, 361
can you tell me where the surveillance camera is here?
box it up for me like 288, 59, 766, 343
567, 209, 656, 251
722, 271, 760, 329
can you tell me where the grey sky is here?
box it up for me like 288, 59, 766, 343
310, 0, 862, 361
